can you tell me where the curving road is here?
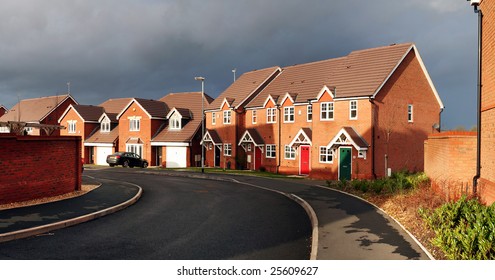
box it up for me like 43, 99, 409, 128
0, 170, 312, 260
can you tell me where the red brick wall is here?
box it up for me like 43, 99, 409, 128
0, 136, 82, 204
480, 0, 495, 204
374, 50, 441, 177
424, 132, 477, 201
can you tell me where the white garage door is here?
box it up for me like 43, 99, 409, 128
166, 147, 187, 168
96, 147, 113, 165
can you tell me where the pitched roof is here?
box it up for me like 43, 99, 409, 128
152, 92, 213, 143
59, 104, 104, 123
201, 129, 223, 145
238, 129, 265, 146
207, 66, 281, 110
246, 43, 442, 108
85, 126, 119, 144
0, 94, 77, 123
99, 98, 133, 114
327, 127, 369, 151
117, 98, 169, 120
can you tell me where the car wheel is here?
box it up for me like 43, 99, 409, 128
123, 160, 130, 168
142, 162, 148, 168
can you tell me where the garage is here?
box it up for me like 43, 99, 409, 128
96, 146, 113, 165
166, 146, 187, 168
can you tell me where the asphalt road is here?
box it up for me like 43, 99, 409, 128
0, 170, 312, 260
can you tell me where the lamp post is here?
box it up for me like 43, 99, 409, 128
195, 76, 205, 173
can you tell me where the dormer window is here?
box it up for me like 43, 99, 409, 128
101, 117, 111, 133
170, 114, 181, 130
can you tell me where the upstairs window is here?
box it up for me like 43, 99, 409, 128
267, 108, 277, 123
212, 112, 216, 125
223, 110, 231, 124
307, 105, 313, 122
320, 102, 334, 120
408, 104, 414, 122
129, 118, 140, 131
350, 100, 358, 120
284, 106, 295, 123
68, 120, 77, 133
101, 118, 111, 133
170, 114, 181, 130
252, 110, 257, 124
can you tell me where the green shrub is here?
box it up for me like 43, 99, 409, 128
419, 196, 495, 260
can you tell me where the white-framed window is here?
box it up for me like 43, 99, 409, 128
266, 144, 276, 158
0, 127, 10, 133
68, 120, 77, 133
319, 146, 334, 163
284, 145, 296, 160
170, 114, 181, 130
126, 144, 143, 157
101, 118, 111, 133
284, 106, 295, 123
252, 110, 257, 124
350, 100, 358, 120
320, 102, 334, 120
212, 112, 216, 125
408, 104, 414, 123
223, 143, 232, 156
223, 110, 231, 124
247, 143, 252, 151
129, 118, 140, 131
307, 105, 313, 122
267, 108, 277, 123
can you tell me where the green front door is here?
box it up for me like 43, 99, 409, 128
339, 147, 352, 180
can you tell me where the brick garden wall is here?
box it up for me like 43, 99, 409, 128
424, 132, 477, 201
0, 135, 82, 204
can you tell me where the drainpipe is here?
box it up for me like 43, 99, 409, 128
369, 97, 377, 179
473, 6, 482, 194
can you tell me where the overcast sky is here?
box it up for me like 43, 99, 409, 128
0, 0, 478, 129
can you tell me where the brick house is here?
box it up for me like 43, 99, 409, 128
0, 94, 77, 136
58, 104, 104, 163
151, 92, 213, 168
84, 98, 132, 165
203, 66, 281, 169
207, 43, 443, 180
116, 98, 169, 166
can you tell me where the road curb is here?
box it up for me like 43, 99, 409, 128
0, 181, 142, 243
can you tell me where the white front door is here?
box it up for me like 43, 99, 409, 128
166, 146, 187, 168
96, 147, 113, 165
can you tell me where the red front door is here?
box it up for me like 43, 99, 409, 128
300, 146, 310, 175
255, 147, 262, 170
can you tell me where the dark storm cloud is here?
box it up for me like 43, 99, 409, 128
0, 0, 478, 129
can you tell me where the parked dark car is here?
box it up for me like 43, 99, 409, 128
107, 152, 149, 168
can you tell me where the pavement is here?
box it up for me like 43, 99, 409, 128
0, 175, 142, 243
0, 168, 432, 260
